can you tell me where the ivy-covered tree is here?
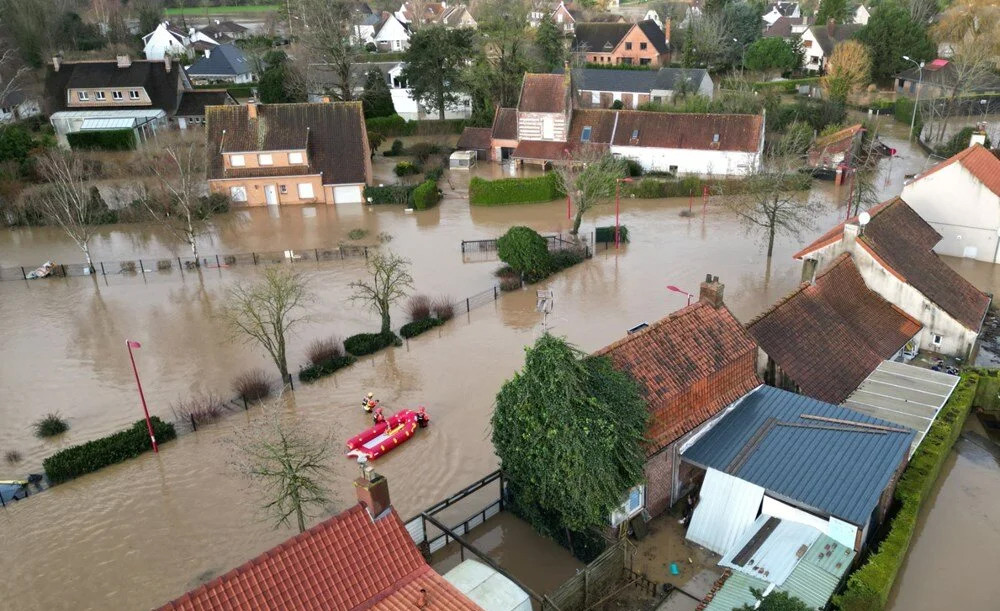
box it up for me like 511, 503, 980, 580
361, 69, 395, 118
856, 2, 936, 83
535, 17, 565, 72
492, 334, 648, 534
497, 226, 550, 278
744, 37, 801, 75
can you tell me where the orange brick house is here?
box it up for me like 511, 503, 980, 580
205, 101, 371, 206
573, 19, 669, 66
594, 275, 761, 521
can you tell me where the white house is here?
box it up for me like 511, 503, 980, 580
374, 13, 411, 51
762, 2, 800, 26
644, 9, 663, 28
0, 90, 41, 124
854, 4, 871, 25
794, 198, 991, 358
800, 22, 862, 72
901, 144, 1000, 263
142, 22, 218, 60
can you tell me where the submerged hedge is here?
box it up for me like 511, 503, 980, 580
345, 331, 400, 356
43, 417, 177, 484
400, 317, 445, 339
469, 173, 564, 206
364, 184, 414, 205
412, 179, 440, 210
299, 355, 357, 383
834, 371, 980, 611
365, 114, 467, 137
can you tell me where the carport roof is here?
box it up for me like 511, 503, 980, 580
842, 360, 959, 455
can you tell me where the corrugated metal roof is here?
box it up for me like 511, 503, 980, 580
719, 516, 821, 586
703, 573, 769, 611
780, 535, 855, 609
682, 386, 914, 525
686, 468, 765, 555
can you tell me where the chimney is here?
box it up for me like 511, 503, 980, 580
52, 55, 61, 72
164, 55, 172, 73
247, 99, 258, 119
826, 18, 836, 36
116, 54, 131, 69
354, 464, 392, 521
204, 48, 211, 59
699, 274, 725, 308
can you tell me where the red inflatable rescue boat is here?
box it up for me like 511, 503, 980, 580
346, 408, 424, 460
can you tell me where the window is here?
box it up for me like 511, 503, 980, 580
112, 91, 123, 101
230, 186, 247, 202
610, 485, 645, 527
933, 334, 943, 347
129, 90, 140, 100
621, 57, 633, 65
230, 154, 245, 167
581, 126, 592, 142
288, 152, 304, 164
77, 91, 89, 101
712, 133, 720, 143
630, 129, 639, 141
640, 42, 648, 50
95, 91, 106, 101
279, 185, 288, 194
669, 165, 678, 174
625, 42, 633, 50
297, 183, 315, 199
640, 58, 651, 66
258, 153, 273, 166
591, 91, 600, 104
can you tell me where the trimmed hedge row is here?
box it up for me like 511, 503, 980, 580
43, 417, 177, 484
299, 355, 356, 383
364, 184, 414, 205
834, 371, 980, 611
345, 331, 400, 356
750, 77, 821, 93
66, 129, 136, 151
469, 174, 564, 206
623, 174, 810, 199
595, 225, 630, 244
412, 179, 440, 210
400, 317, 445, 339
366, 114, 467, 137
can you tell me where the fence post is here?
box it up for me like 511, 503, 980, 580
466, 297, 470, 313
99, 262, 106, 276
190, 413, 197, 432
494, 285, 498, 300
498, 471, 505, 511
252, 252, 258, 265
243, 396, 248, 411
314, 248, 319, 261
20, 266, 26, 280
61, 264, 67, 277
216, 254, 221, 267
139, 259, 145, 278
364, 246, 369, 260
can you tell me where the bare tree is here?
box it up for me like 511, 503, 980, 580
0, 47, 30, 110
224, 267, 312, 383
551, 145, 628, 236
229, 404, 335, 533
349, 250, 413, 335
299, 0, 358, 102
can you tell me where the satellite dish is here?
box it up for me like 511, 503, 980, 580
858, 211, 871, 226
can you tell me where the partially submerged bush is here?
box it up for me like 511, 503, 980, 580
232, 369, 272, 402
345, 331, 400, 356
394, 161, 421, 176
348, 228, 369, 240
407, 294, 432, 322
172, 393, 228, 427
33, 413, 69, 438
497, 226, 551, 277
400, 317, 444, 339
5, 449, 22, 465
499, 275, 522, 292
299, 355, 356, 383
306, 337, 344, 367
43, 417, 177, 484
551, 249, 586, 272
432, 296, 454, 321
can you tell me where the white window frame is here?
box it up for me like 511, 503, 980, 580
932, 334, 943, 347
288, 152, 304, 164
258, 153, 273, 166
230, 154, 246, 167
129, 90, 140, 100
297, 183, 315, 199
77, 91, 89, 101
112, 91, 123, 101
229, 186, 247, 202
610, 485, 645, 527
95, 91, 105, 101
591, 90, 600, 104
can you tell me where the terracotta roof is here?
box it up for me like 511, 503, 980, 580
512, 139, 578, 160
793, 198, 895, 259
595, 299, 761, 454
491, 107, 517, 140
747, 254, 922, 403
158, 504, 481, 611
611, 111, 764, 153
205, 102, 369, 185
907, 143, 1000, 199
457, 127, 492, 150
517, 73, 568, 113
807, 123, 863, 167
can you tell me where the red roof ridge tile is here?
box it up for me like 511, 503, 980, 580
907, 143, 1000, 198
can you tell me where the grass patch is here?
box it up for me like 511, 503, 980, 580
344, 331, 400, 356
43, 417, 177, 484
33, 413, 69, 438
348, 228, 368, 240
400, 317, 445, 339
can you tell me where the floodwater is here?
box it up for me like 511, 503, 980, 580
0, 119, 971, 610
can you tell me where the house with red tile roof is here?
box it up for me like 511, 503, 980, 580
901, 144, 1000, 263
594, 275, 761, 519
806, 123, 864, 171
157, 474, 508, 611
746, 253, 922, 404
794, 198, 991, 359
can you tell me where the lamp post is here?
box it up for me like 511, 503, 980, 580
733, 38, 747, 77
902, 56, 924, 142
563, 148, 572, 220
126, 339, 158, 453
666, 285, 694, 306
615, 177, 634, 249
981, 99, 989, 123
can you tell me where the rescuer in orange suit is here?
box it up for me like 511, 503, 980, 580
373, 406, 386, 425
362, 392, 379, 412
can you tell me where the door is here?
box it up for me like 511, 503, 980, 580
542, 116, 554, 140
264, 184, 278, 205
333, 185, 363, 204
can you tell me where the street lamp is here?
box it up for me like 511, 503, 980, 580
615, 177, 634, 249
563, 148, 572, 220
733, 38, 747, 76
902, 56, 924, 142
126, 339, 158, 453
666, 285, 694, 306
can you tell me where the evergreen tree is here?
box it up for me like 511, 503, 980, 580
856, 2, 936, 83
401, 26, 475, 119
361, 69, 395, 118
816, 0, 849, 23
536, 18, 565, 72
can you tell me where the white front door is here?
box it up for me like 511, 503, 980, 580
542, 116, 555, 140
264, 184, 278, 205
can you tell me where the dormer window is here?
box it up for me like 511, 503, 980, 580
129, 90, 140, 100
258, 153, 273, 166
95, 92, 105, 101
112, 91, 123, 101
581, 126, 592, 142
288, 152, 304, 164
77, 91, 89, 101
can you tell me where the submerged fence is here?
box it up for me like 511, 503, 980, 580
460, 233, 593, 263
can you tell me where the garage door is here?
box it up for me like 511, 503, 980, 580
333, 185, 362, 204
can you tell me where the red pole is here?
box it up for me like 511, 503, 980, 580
126, 340, 158, 453
702, 185, 709, 215
566, 193, 571, 220
615, 180, 621, 249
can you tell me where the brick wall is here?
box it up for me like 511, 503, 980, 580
611, 28, 667, 67
643, 444, 675, 517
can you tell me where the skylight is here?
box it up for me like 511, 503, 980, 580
581, 126, 592, 142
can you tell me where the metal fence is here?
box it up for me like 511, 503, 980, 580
543, 539, 640, 611
461, 233, 593, 263
1, 244, 374, 282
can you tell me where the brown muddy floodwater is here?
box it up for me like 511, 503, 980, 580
0, 119, 983, 610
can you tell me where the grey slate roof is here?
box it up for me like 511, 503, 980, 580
635, 19, 669, 54
682, 385, 914, 525
573, 22, 632, 52
571, 67, 708, 93
187, 44, 252, 77
809, 23, 862, 56
175, 90, 235, 117
44, 59, 186, 114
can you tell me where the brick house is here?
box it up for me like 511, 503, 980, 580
573, 19, 669, 66
205, 101, 372, 206
593, 276, 761, 521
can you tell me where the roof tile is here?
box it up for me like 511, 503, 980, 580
908, 143, 1000, 199
517, 73, 568, 113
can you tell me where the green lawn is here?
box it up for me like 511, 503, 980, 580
164, 4, 280, 16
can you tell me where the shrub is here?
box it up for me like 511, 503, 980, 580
299, 355, 356, 383
171, 393, 228, 427
365, 184, 414, 205
408, 142, 437, 163
232, 369, 272, 401
348, 228, 368, 240
394, 161, 421, 176
412, 179, 440, 210
469, 173, 564, 205
625, 158, 643, 177
5, 449, 22, 464
306, 337, 344, 366
367, 114, 411, 137
610, 100, 624, 109
937, 127, 989, 158
33, 413, 69, 438
494, 264, 516, 277
425, 166, 444, 182
400, 317, 444, 339
66, 129, 136, 151
550, 249, 586, 271
595, 225, 630, 244
498, 226, 551, 277
499, 275, 522, 291
43, 417, 177, 484
407, 294, 432, 322
627, 178, 666, 198
432, 296, 454, 321
344, 331, 400, 356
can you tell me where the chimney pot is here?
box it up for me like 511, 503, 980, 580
699, 275, 725, 308
355, 473, 392, 520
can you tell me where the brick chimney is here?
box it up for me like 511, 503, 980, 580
355, 465, 391, 521
116, 54, 131, 69
247, 99, 258, 119
826, 18, 836, 36
699, 274, 724, 308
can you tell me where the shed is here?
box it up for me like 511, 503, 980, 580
442, 559, 531, 611
449, 150, 477, 169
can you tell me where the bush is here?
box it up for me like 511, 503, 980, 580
499, 275, 522, 291
412, 179, 440, 210
348, 228, 368, 240
550, 248, 586, 271
299, 355, 356, 383
306, 337, 344, 367
33, 413, 69, 438
367, 114, 410, 137
394, 161, 421, 176
43, 417, 177, 484
408, 142, 438, 163
625, 158, 643, 177
497, 226, 551, 277
432, 296, 454, 321
66, 129, 136, 151
5, 449, 22, 464
595, 225, 630, 244
937, 127, 989, 158
627, 178, 667, 198
344, 331, 400, 356
171, 393, 228, 427
750, 76, 821, 93
469, 173, 564, 206
834, 371, 980, 611
407, 294, 432, 322
365, 114, 467, 137
425, 166, 444, 182
232, 369, 272, 401
400, 317, 445, 339
365, 184, 414, 205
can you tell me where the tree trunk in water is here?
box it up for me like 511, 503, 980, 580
766, 227, 776, 259
380, 311, 391, 335
571, 209, 584, 235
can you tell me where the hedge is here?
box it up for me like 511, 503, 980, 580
412, 179, 440, 210
345, 331, 400, 356
299, 355, 356, 383
43, 417, 177, 484
623, 175, 810, 199
834, 371, 980, 611
66, 129, 136, 151
469, 174, 564, 206
365, 114, 467, 137
364, 184, 414, 205
750, 76, 821, 93
400, 317, 445, 339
